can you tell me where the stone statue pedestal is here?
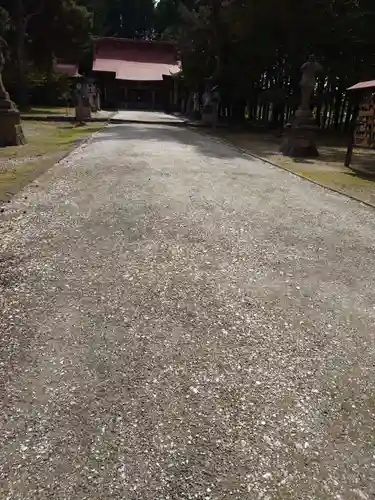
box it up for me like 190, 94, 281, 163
201, 104, 215, 126
201, 89, 219, 128
75, 94, 92, 123
280, 109, 319, 158
75, 105, 91, 122
0, 93, 26, 147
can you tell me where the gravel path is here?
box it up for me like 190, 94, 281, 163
112, 110, 185, 123
1, 122, 375, 500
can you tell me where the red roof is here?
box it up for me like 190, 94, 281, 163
55, 63, 80, 78
93, 38, 180, 81
347, 80, 375, 91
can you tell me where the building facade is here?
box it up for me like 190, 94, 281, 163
92, 37, 180, 111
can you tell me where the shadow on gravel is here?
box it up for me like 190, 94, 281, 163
89, 123, 243, 161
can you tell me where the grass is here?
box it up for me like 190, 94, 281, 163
21, 106, 113, 120
21, 106, 74, 118
211, 129, 375, 207
0, 121, 104, 203
291, 168, 375, 205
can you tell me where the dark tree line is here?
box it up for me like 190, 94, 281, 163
0, 0, 374, 128
155, 0, 375, 131
0, 0, 155, 107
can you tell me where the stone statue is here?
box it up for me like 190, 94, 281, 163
202, 81, 220, 127
0, 36, 26, 147
74, 81, 91, 123
280, 55, 323, 158
300, 54, 323, 111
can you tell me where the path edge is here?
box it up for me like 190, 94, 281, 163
0, 122, 108, 208
55, 122, 108, 167
200, 131, 375, 211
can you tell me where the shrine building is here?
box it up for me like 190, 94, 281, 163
91, 37, 180, 111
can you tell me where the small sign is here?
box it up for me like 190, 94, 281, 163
354, 93, 375, 148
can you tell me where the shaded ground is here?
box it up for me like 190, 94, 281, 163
211, 129, 375, 206
0, 121, 104, 203
21, 106, 113, 120
21, 106, 71, 116
1, 122, 375, 499
112, 110, 186, 124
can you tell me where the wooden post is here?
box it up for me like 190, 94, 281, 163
344, 94, 361, 167
345, 135, 354, 167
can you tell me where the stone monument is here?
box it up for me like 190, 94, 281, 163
0, 37, 26, 147
201, 83, 220, 128
280, 55, 323, 157
75, 82, 91, 123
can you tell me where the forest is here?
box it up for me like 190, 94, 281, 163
0, 0, 375, 130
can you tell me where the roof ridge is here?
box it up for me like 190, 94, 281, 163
94, 37, 176, 47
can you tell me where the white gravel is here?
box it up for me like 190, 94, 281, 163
1, 122, 375, 500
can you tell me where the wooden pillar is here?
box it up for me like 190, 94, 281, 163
173, 78, 178, 109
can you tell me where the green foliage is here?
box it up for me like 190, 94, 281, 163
154, 0, 375, 96
80, 0, 155, 38
1, 0, 374, 117
0, 0, 161, 106
0, 6, 10, 36
29, 0, 93, 69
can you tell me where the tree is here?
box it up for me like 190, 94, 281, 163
153, 0, 375, 127
0, 6, 10, 37
29, 0, 92, 71
86, 0, 155, 39
3, 0, 45, 107
1, 0, 92, 106
155, 0, 196, 38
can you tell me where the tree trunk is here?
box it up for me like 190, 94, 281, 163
333, 94, 342, 131
315, 103, 321, 127
344, 101, 354, 133
209, 0, 222, 85
272, 103, 285, 129
322, 102, 328, 129
315, 80, 324, 127
14, 0, 28, 109
339, 97, 347, 133
327, 102, 334, 130
45, 56, 56, 106
186, 92, 193, 117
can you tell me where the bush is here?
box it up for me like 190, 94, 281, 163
3, 66, 73, 107
29, 71, 72, 106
